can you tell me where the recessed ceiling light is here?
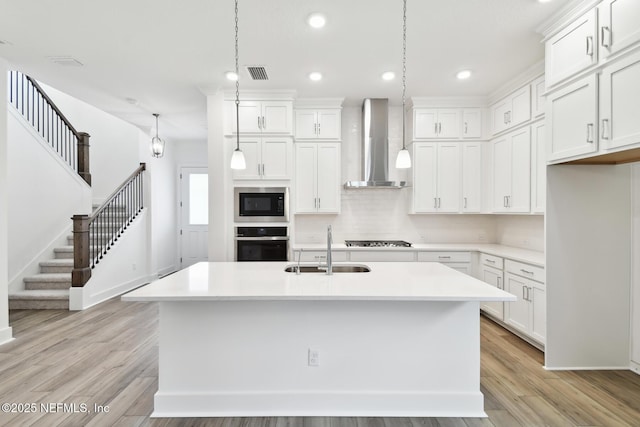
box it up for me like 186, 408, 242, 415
225, 71, 239, 81
382, 71, 396, 81
456, 70, 472, 80
538, 0, 553, 3
309, 72, 323, 81
307, 13, 326, 29
125, 97, 139, 105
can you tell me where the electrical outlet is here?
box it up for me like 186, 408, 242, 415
308, 348, 319, 367
478, 233, 486, 242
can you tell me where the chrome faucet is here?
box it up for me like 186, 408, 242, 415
296, 249, 303, 275
326, 225, 333, 275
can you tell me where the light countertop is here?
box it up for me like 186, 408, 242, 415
122, 261, 516, 303
291, 243, 544, 266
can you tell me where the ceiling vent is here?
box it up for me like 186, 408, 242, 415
47, 56, 84, 67
246, 66, 269, 80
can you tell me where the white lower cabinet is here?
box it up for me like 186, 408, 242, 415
294, 142, 340, 213
417, 251, 471, 274
479, 265, 505, 320
504, 264, 546, 345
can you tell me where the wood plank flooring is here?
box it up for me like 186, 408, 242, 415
0, 297, 639, 427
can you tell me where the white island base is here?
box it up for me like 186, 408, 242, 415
123, 262, 515, 418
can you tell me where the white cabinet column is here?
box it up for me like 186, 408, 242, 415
0, 58, 11, 344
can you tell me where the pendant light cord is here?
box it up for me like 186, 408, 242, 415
401, 0, 407, 151
234, 0, 240, 151
154, 113, 159, 138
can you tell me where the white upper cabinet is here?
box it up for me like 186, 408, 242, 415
225, 100, 293, 135
600, 50, 640, 151
461, 142, 482, 213
294, 142, 340, 214
414, 109, 460, 139
233, 137, 292, 180
490, 85, 531, 136
412, 142, 460, 213
462, 109, 482, 139
294, 109, 341, 140
531, 76, 546, 119
492, 127, 531, 213
598, 0, 640, 60
547, 75, 598, 162
531, 122, 546, 214
545, 9, 598, 88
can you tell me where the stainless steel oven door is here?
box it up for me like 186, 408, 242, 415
235, 236, 289, 261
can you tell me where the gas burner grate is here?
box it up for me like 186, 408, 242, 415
345, 240, 412, 248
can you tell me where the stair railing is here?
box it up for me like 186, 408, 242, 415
8, 70, 91, 185
71, 163, 146, 287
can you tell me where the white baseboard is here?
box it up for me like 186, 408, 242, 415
0, 326, 13, 346
69, 275, 154, 311
630, 360, 639, 375
152, 391, 486, 418
544, 365, 631, 371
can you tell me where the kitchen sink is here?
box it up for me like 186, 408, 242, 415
284, 264, 371, 273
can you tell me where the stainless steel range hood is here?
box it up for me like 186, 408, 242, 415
344, 98, 409, 189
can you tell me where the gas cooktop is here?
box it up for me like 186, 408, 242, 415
344, 240, 412, 248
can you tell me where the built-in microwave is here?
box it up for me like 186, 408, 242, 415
234, 187, 289, 222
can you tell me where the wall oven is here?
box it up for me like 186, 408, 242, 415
234, 187, 289, 223
235, 226, 289, 261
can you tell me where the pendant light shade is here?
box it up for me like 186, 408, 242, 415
151, 113, 165, 158
229, 0, 246, 170
395, 147, 411, 169
230, 148, 246, 169
395, 0, 411, 169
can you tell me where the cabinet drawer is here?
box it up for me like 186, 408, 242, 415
295, 250, 348, 262
350, 251, 415, 262
480, 253, 504, 269
505, 259, 545, 283
417, 251, 471, 263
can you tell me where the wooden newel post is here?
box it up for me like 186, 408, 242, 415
71, 214, 91, 287
77, 132, 91, 186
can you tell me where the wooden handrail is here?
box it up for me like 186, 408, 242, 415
24, 75, 81, 138
72, 163, 146, 287
90, 163, 146, 220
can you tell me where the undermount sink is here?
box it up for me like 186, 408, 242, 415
284, 264, 371, 273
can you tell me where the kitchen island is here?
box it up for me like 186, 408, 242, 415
122, 261, 515, 418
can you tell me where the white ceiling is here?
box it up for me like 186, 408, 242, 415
0, 0, 572, 142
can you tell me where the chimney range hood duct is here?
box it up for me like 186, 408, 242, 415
344, 98, 409, 189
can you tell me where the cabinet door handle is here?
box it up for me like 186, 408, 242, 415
434, 198, 438, 209
464, 122, 468, 134
601, 119, 609, 140
314, 123, 317, 135
601, 26, 611, 48
261, 164, 265, 176
438, 197, 441, 208
438, 256, 451, 259
503, 112, 508, 125
438, 122, 442, 134
434, 123, 438, 135
486, 259, 495, 264
314, 198, 317, 209
522, 287, 527, 301
503, 196, 507, 208
587, 123, 594, 143
586, 36, 594, 56
507, 195, 510, 208
318, 122, 321, 135
520, 269, 534, 276
463, 197, 467, 209
257, 116, 261, 130
497, 277, 502, 289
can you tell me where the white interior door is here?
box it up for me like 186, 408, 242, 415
180, 168, 209, 269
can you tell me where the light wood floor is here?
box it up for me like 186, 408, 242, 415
1, 298, 639, 427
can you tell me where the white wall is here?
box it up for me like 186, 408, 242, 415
174, 140, 207, 167
632, 163, 640, 373
7, 108, 92, 290
40, 83, 140, 202
494, 215, 544, 252
0, 63, 13, 344
139, 132, 179, 277
546, 165, 631, 369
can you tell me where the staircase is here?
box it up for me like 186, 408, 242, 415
9, 205, 130, 310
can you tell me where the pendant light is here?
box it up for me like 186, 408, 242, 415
230, 0, 246, 170
395, 0, 411, 169
151, 113, 165, 158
